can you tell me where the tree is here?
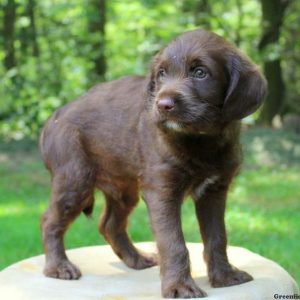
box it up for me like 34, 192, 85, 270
27, 0, 40, 57
3, 0, 17, 70
194, 0, 212, 30
258, 0, 293, 125
88, 0, 106, 83
281, 1, 300, 115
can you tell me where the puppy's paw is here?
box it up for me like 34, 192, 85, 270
124, 252, 158, 270
210, 266, 253, 288
163, 279, 207, 298
44, 259, 81, 280
136, 252, 158, 269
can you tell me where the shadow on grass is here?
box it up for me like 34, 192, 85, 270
242, 128, 300, 169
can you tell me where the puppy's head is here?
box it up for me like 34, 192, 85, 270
147, 29, 267, 135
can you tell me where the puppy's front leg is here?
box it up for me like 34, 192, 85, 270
144, 187, 207, 299
193, 181, 253, 287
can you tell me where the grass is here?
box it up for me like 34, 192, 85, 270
0, 127, 299, 286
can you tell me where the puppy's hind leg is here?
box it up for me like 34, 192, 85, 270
99, 184, 157, 269
41, 162, 95, 280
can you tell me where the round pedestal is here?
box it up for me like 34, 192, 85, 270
0, 242, 298, 299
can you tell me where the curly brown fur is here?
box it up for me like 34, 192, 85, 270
40, 29, 266, 298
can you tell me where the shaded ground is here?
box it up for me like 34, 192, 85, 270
0, 127, 299, 285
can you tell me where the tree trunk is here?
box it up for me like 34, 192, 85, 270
28, 0, 40, 57
88, 0, 106, 83
3, 0, 17, 70
258, 0, 292, 125
19, 0, 39, 58
235, 0, 243, 47
194, 0, 212, 30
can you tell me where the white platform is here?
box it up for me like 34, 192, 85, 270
0, 242, 298, 299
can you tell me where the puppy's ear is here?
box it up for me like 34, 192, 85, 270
147, 51, 162, 97
147, 72, 156, 97
222, 52, 267, 121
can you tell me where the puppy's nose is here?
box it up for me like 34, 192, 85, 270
157, 97, 175, 112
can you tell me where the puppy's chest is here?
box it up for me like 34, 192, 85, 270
178, 146, 226, 174
181, 153, 237, 196
164, 124, 242, 178
174, 141, 239, 183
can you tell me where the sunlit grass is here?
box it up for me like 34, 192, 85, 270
0, 128, 299, 286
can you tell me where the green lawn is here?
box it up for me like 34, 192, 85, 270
0, 128, 299, 285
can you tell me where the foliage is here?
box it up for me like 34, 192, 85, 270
282, 0, 300, 115
0, 128, 299, 285
1, 0, 300, 138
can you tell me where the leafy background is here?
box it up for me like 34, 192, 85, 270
0, 0, 299, 288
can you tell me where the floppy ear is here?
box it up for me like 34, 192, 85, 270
147, 50, 163, 97
222, 52, 267, 121
147, 71, 156, 97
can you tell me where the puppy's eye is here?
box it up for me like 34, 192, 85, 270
192, 67, 207, 79
158, 68, 166, 78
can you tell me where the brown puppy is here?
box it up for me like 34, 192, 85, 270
40, 29, 267, 298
